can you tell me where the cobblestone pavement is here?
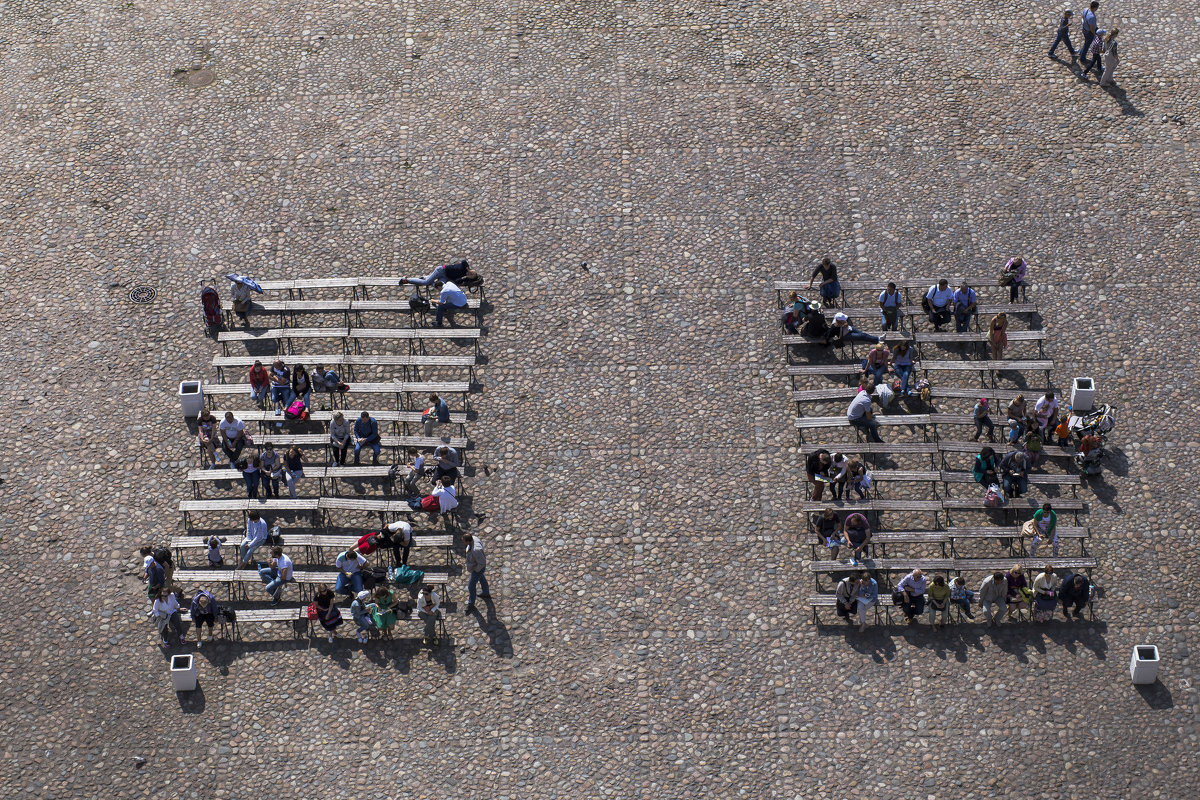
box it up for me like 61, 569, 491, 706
1, 0, 1197, 797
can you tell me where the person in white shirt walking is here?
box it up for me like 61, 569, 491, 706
463, 534, 492, 614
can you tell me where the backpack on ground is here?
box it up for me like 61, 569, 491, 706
361, 566, 388, 590
984, 483, 1005, 508
409, 293, 431, 312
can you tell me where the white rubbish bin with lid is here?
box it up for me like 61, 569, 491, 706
1070, 377, 1095, 413
178, 381, 204, 418
1129, 645, 1159, 684
171, 654, 198, 691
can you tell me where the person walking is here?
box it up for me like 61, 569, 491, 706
1082, 27, 1106, 79
1099, 29, 1120, 86
463, 534, 491, 614
1079, 2, 1100, 68
416, 584, 442, 646
1049, 9, 1076, 59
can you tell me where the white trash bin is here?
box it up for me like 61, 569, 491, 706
170, 654, 198, 691
179, 381, 204, 418
1129, 645, 1159, 685
1071, 377, 1095, 413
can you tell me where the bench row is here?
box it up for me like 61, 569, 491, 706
788, 360, 1054, 389
222, 298, 481, 329
179, 497, 456, 527
800, 440, 1073, 460
213, 410, 470, 440
807, 525, 1088, 558
173, 568, 449, 603
204, 380, 471, 410
220, 604, 447, 641
807, 555, 1096, 576
218, 326, 481, 356
213, 353, 478, 382
797, 497, 1084, 514
171, 532, 455, 567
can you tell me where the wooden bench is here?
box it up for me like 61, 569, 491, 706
173, 568, 450, 602
255, 276, 481, 299
217, 326, 482, 355
791, 386, 1055, 411
204, 380, 471, 410
920, 359, 1053, 389
794, 413, 935, 442
808, 525, 1089, 559
807, 556, 1096, 575
223, 298, 481, 328
212, 353, 479, 382
799, 499, 943, 529
940, 470, 1079, 496
179, 498, 320, 527
935, 439, 1073, 464
170, 533, 455, 566
213, 408, 470, 438
185, 465, 407, 498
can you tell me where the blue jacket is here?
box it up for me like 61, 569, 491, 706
857, 578, 879, 603
425, 398, 450, 424
147, 561, 165, 588
354, 417, 380, 443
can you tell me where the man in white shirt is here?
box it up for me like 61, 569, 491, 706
924, 279, 954, 330
335, 548, 367, 596
847, 391, 884, 443
431, 479, 459, 513
219, 412, 247, 465
258, 546, 294, 605
434, 280, 469, 327
1034, 391, 1059, 434
239, 511, 270, 568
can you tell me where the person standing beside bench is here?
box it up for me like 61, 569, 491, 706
238, 511, 270, 569
855, 571, 878, 632
416, 584, 442, 646
847, 389, 884, 443
806, 449, 833, 501
190, 589, 220, 646
434, 280, 469, 327
1002, 256, 1027, 304
151, 588, 186, 647
807, 257, 841, 307
1060, 573, 1091, 620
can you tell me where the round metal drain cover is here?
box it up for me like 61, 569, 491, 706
129, 286, 157, 304
187, 69, 215, 88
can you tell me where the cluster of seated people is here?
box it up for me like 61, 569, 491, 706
141, 520, 458, 648
782, 256, 1029, 344
833, 564, 1092, 632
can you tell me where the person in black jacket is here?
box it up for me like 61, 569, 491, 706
1060, 573, 1091, 619
805, 449, 832, 501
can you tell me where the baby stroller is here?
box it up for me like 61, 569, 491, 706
201, 283, 223, 338
1072, 405, 1114, 476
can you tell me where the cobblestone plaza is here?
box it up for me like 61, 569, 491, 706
1, 0, 1197, 797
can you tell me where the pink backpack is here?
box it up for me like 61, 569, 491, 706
284, 399, 309, 420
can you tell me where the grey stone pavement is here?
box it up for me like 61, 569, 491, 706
1, 0, 1198, 797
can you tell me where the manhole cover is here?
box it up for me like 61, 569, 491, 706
129, 286, 157, 304
187, 69, 215, 88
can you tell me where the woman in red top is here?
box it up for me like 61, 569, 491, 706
248, 360, 270, 408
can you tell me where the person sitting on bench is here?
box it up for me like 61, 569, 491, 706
805, 449, 832, 501
407, 477, 458, 514
824, 312, 882, 348
815, 508, 841, 559
897, 569, 927, 624
878, 282, 902, 331
1059, 573, 1091, 619
855, 571, 878, 632
862, 341, 891, 386
238, 511, 270, 568
974, 446, 999, 486
432, 445, 460, 485
847, 389, 884, 443
353, 412, 381, 465
999, 450, 1029, 498
219, 412, 247, 466
835, 573, 860, 623
434, 280, 469, 327
923, 279, 954, 330
335, 548, 367, 597
1034, 391, 1059, 436
843, 512, 872, 564
258, 546, 294, 605
952, 281, 978, 333
269, 359, 292, 416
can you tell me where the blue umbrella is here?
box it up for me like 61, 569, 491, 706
225, 273, 263, 293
